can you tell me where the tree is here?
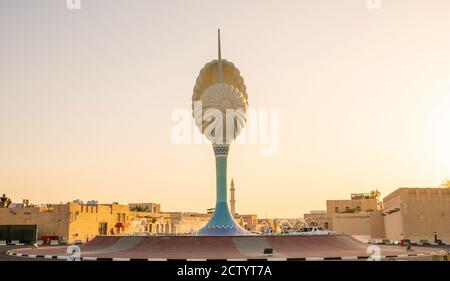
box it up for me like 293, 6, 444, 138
441, 179, 450, 188
130, 205, 150, 212
370, 189, 381, 200
0, 194, 11, 208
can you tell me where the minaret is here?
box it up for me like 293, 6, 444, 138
230, 179, 236, 216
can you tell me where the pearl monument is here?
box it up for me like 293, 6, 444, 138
192, 30, 252, 236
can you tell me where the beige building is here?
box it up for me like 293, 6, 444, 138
0, 202, 170, 243
304, 188, 450, 242
383, 188, 450, 243
304, 192, 384, 238
331, 212, 385, 238
303, 210, 332, 230
0, 197, 260, 241
164, 212, 210, 234
326, 193, 381, 216
235, 214, 258, 231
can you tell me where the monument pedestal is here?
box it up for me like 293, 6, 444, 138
194, 145, 252, 236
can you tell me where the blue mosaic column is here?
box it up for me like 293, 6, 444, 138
193, 145, 252, 236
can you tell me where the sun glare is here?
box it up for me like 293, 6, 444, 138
427, 92, 450, 175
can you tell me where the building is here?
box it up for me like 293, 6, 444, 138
304, 188, 450, 243
326, 192, 381, 217
303, 210, 331, 230
331, 212, 385, 238
234, 214, 258, 231
0, 198, 238, 242
164, 212, 210, 234
0, 201, 169, 243
383, 187, 450, 243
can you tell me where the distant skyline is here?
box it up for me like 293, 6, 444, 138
1, 0, 450, 217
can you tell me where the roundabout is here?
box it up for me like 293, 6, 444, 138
5, 234, 437, 261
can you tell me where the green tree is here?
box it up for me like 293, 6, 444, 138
370, 189, 381, 200
441, 179, 450, 188
130, 205, 150, 212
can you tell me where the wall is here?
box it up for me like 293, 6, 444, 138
326, 198, 379, 215
369, 212, 385, 239
383, 188, 450, 243
383, 189, 403, 241
303, 212, 332, 230
331, 213, 371, 235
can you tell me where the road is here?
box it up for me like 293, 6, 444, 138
0, 245, 59, 261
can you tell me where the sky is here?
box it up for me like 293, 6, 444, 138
1, 0, 450, 218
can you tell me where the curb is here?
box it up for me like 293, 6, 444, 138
0, 242, 67, 246
370, 242, 450, 246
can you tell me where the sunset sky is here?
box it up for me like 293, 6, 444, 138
1, 0, 449, 218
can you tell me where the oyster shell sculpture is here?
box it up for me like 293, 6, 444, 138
192, 59, 249, 144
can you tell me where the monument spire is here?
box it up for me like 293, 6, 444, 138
218, 28, 223, 83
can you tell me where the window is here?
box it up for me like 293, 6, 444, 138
324, 222, 329, 229
334, 207, 339, 213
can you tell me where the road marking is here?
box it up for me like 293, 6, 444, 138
112, 257, 130, 261
305, 257, 324, 261
341, 256, 358, 260
267, 258, 287, 261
